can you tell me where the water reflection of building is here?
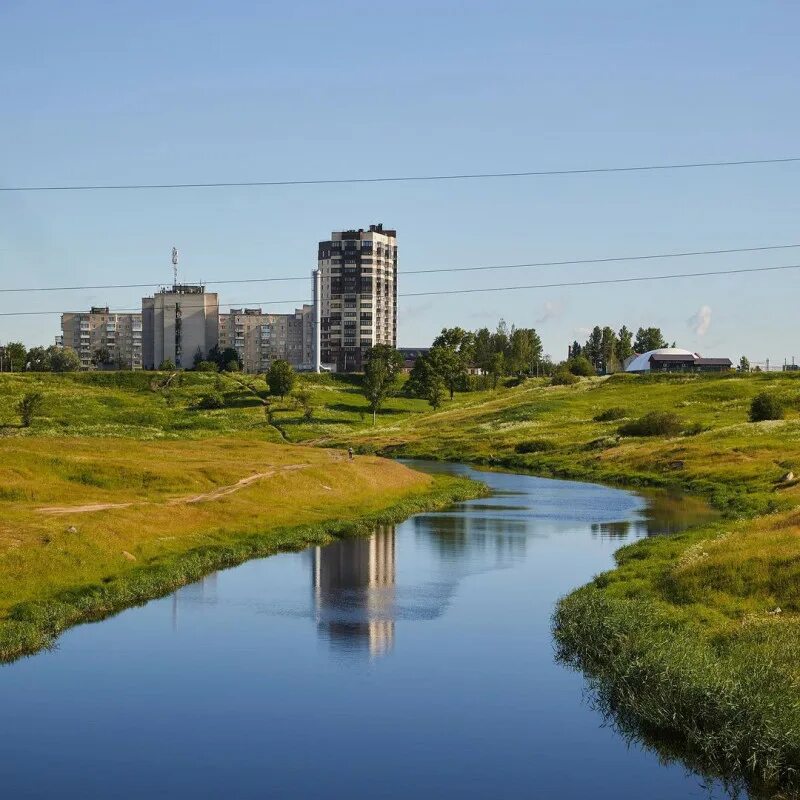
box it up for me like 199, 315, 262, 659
312, 526, 396, 658
171, 572, 218, 631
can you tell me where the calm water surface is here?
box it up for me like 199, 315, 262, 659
0, 462, 726, 799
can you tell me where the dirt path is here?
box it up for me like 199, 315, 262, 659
37, 464, 309, 515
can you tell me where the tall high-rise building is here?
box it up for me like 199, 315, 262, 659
318, 224, 397, 372
60, 307, 143, 370
218, 305, 314, 373
141, 285, 219, 369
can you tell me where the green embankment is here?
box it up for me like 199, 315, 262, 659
3, 369, 800, 791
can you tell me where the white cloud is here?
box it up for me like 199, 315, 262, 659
536, 300, 563, 325
688, 305, 712, 337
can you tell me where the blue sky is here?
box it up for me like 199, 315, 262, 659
1, 0, 798, 364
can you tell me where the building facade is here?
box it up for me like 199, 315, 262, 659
318, 224, 397, 372
142, 285, 219, 369
218, 305, 314, 373
60, 307, 143, 370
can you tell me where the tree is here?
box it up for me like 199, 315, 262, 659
17, 391, 43, 427
51, 347, 80, 372
738, 356, 751, 373
566, 356, 595, 376
488, 352, 505, 389
634, 327, 668, 353
600, 326, 618, 374
405, 354, 446, 409
430, 327, 475, 400
473, 327, 494, 373
584, 326, 604, 371
91, 346, 111, 368
267, 359, 295, 397
615, 326, 634, 365
208, 346, 242, 372
362, 345, 403, 424
26, 346, 52, 372
507, 327, 542, 374
1, 342, 26, 372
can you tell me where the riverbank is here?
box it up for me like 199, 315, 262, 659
3, 370, 800, 790
0, 435, 486, 663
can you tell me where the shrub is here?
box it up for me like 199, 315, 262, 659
195, 392, 225, 410
567, 356, 596, 376
619, 411, 682, 437
593, 406, 628, 422
683, 421, 710, 436
551, 368, 580, 386
194, 360, 218, 372
158, 359, 176, 371
515, 439, 557, 454
16, 391, 44, 427
750, 392, 784, 422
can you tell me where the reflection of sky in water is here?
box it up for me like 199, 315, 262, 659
0, 462, 726, 800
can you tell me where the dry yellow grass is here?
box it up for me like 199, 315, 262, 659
0, 436, 433, 614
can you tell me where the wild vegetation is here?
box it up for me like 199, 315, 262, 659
2, 366, 800, 789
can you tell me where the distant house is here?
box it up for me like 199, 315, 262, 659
626, 348, 732, 374
466, 364, 486, 376
398, 347, 430, 373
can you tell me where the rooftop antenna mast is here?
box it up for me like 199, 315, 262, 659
171, 246, 178, 287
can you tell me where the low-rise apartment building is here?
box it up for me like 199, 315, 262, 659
60, 307, 143, 370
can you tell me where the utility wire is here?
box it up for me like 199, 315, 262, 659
1, 156, 798, 192
1, 262, 798, 317
400, 263, 800, 297
1, 242, 798, 294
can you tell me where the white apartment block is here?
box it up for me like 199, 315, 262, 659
60, 307, 143, 370
218, 305, 314, 373
318, 224, 397, 372
141, 285, 219, 369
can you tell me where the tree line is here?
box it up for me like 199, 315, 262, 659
567, 325, 671, 374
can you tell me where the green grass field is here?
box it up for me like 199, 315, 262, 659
3, 368, 800, 789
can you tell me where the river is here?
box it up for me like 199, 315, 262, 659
0, 461, 725, 799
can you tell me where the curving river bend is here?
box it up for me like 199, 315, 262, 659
0, 461, 726, 799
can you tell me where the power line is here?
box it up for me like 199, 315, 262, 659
1, 156, 798, 193
1, 262, 797, 317
400, 263, 800, 297
1, 242, 798, 294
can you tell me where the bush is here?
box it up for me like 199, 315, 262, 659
750, 392, 784, 422
194, 360, 218, 372
593, 407, 628, 422
551, 368, 580, 386
158, 359, 176, 371
683, 421, 710, 436
16, 391, 44, 427
515, 439, 557, 454
195, 392, 225, 410
619, 411, 683, 437
567, 356, 596, 377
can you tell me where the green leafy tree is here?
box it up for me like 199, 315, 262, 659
600, 326, 618, 374
17, 391, 44, 427
507, 327, 542, 374
489, 352, 505, 389
738, 356, 751, 373
362, 345, 403, 424
267, 359, 295, 397
91, 346, 111, 368
51, 346, 81, 372
26, 346, 52, 372
634, 327, 668, 353
566, 356, 595, 377
1, 342, 26, 372
430, 327, 475, 400
405, 354, 446, 409
473, 327, 494, 372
